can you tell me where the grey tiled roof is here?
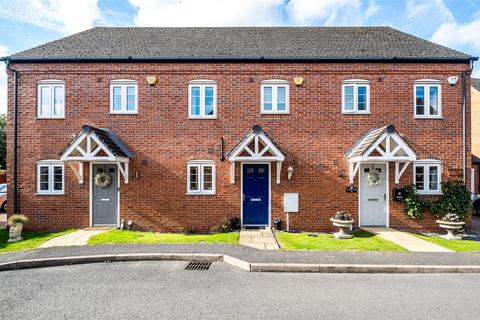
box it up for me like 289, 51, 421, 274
473, 78, 480, 91
4, 27, 474, 62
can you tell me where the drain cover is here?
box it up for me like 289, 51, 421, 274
185, 261, 212, 271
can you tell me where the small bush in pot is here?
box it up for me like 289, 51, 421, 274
330, 211, 354, 239
7, 214, 28, 243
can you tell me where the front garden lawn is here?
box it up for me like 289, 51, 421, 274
409, 233, 480, 252
88, 229, 239, 245
276, 230, 407, 251
0, 229, 76, 253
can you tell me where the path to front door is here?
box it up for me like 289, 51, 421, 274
239, 228, 279, 250
39, 228, 110, 248
242, 163, 269, 227
92, 164, 119, 226
360, 164, 387, 227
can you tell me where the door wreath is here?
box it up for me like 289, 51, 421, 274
95, 172, 112, 188
366, 170, 383, 187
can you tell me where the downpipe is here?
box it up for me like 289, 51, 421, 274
5, 60, 18, 214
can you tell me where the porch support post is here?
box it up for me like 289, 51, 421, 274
349, 161, 360, 184
116, 161, 129, 184
230, 162, 235, 184
66, 161, 84, 184
276, 161, 282, 184
394, 161, 410, 184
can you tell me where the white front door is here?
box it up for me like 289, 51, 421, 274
360, 164, 387, 227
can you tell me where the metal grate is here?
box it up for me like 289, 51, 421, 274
185, 261, 212, 271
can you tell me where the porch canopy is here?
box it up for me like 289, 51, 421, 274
59, 125, 133, 184
346, 125, 416, 184
228, 125, 285, 184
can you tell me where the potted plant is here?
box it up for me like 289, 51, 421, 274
330, 211, 354, 239
436, 213, 465, 240
7, 214, 28, 243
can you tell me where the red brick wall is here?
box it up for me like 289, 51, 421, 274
6, 62, 472, 232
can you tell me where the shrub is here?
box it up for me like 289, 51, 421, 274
441, 213, 462, 223
210, 218, 232, 233
403, 184, 426, 219
229, 217, 241, 230
8, 214, 29, 225
180, 226, 196, 234
434, 180, 471, 222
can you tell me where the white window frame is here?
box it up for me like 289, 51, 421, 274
413, 160, 442, 194
341, 79, 370, 114
187, 161, 216, 195
414, 80, 442, 118
261, 80, 289, 114
37, 80, 65, 119
109, 80, 138, 114
188, 80, 217, 118
36, 160, 65, 195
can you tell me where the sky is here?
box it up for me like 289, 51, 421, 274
0, 0, 479, 115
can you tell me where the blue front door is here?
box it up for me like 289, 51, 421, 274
243, 164, 269, 226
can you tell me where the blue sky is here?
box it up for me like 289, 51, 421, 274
0, 0, 479, 114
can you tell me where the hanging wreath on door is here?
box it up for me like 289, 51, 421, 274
366, 170, 383, 187
94, 172, 112, 188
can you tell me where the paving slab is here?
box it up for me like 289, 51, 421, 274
0, 213, 6, 230
39, 228, 109, 248
363, 227, 452, 252
239, 228, 279, 250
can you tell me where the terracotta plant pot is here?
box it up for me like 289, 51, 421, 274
8, 222, 24, 243
330, 218, 354, 239
435, 220, 465, 240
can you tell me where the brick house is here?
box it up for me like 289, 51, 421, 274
471, 79, 480, 194
1, 27, 477, 232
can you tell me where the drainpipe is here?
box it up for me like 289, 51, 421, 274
462, 58, 477, 183
5, 60, 18, 214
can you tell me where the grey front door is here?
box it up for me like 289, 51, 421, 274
92, 164, 118, 226
360, 164, 387, 227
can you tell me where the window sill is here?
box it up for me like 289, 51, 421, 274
414, 116, 444, 120
260, 111, 289, 115
35, 192, 65, 196
188, 116, 217, 119
36, 116, 65, 120
416, 191, 442, 196
342, 111, 371, 115
109, 112, 138, 115
186, 192, 216, 196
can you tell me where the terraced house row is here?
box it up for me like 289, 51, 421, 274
1, 27, 477, 232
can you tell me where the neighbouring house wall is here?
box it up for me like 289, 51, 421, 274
6, 62, 471, 232
472, 86, 480, 157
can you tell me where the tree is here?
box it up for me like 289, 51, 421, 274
0, 114, 6, 169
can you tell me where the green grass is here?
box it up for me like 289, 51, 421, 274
88, 229, 240, 245
0, 229, 76, 253
409, 233, 480, 252
276, 230, 407, 251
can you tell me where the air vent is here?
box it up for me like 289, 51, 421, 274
185, 261, 212, 271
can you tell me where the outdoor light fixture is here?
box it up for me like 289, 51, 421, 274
293, 77, 304, 86
146, 76, 157, 86
339, 169, 345, 178
447, 76, 458, 86
287, 166, 294, 180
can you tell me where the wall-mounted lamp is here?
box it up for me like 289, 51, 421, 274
293, 77, 304, 86
338, 169, 345, 178
146, 76, 157, 86
287, 166, 294, 180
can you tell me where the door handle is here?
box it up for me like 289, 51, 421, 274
242, 194, 245, 202
384, 194, 386, 201
100, 198, 111, 202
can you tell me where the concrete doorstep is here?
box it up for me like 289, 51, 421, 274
1, 252, 480, 274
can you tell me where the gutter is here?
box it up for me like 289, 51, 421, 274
0, 56, 477, 64
5, 60, 18, 214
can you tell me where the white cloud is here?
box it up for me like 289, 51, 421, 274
285, 0, 362, 25
0, 0, 100, 34
129, 0, 283, 27
431, 17, 480, 52
406, 0, 453, 22
365, 0, 380, 19
0, 45, 9, 115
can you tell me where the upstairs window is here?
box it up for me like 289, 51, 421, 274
261, 80, 289, 114
342, 80, 370, 113
414, 80, 441, 118
414, 160, 442, 194
110, 80, 138, 114
187, 161, 215, 195
36, 161, 64, 195
188, 80, 217, 118
37, 80, 65, 118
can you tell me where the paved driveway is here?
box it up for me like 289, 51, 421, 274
1, 261, 479, 319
